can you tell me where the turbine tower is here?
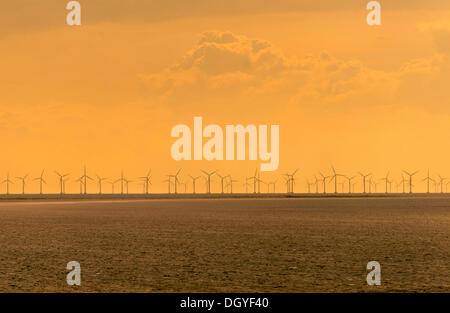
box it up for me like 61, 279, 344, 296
244, 178, 251, 193
75, 177, 84, 194
124, 178, 132, 195
399, 174, 407, 193
108, 179, 119, 194
319, 172, 330, 194
247, 170, 258, 194
257, 172, 265, 194
381, 172, 390, 194
201, 170, 215, 194
16, 174, 29, 195
437, 174, 448, 194
168, 169, 182, 194
189, 175, 201, 194
33, 170, 46, 195
227, 176, 238, 194
373, 181, 380, 193
163, 178, 172, 194
180, 181, 188, 193
284, 169, 298, 194
55, 171, 70, 195
216, 173, 228, 194
118, 170, 126, 195
402, 170, 419, 194
306, 179, 314, 193
314, 176, 319, 193
139, 170, 152, 195
63, 177, 70, 194
344, 176, 356, 194
96, 175, 108, 195
422, 170, 434, 194
1, 173, 14, 195
359, 172, 372, 194
329, 166, 344, 194
81, 166, 93, 195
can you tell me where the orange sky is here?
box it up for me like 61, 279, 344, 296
1, 1, 450, 194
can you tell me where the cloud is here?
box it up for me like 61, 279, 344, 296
141, 30, 450, 116
142, 31, 407, 112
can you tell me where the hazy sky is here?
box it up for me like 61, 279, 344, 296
1, 1, 450, 193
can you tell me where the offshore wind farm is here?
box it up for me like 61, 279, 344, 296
1, 166, 450, 199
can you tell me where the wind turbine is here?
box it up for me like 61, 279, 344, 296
117, 170, 126, 195
216, 173, 228, 194
163, 178, 172, 194
228, 177, 238, 194
63, 177, 70, 194
247, 170, 258, 194
344, 175, 356, 194
314, 176, 319, 193
284, 169, 298, 194
179, 180, 188, 193
395, 181, 400, 193
329, 166, 344, 194
108, 179, 119, 194
259, 180, 268, 193
168, 169, 182, 194
403, 170, 419, 193
422, 170, 434, 194
282, 176, 290, 193
306, 179, 314, 193
399, 175, 407, 193
244, 178, 251, 193
80, 166, 93, 195
55, 171, 70, 195
359, 172, 372, 194
200, 170, 216, 194
75, 176, 84, 194
1, 173, 14, 195
319, 172, 330, 194
124, 178, 132, 195
340, 182, 346, 193
437, 174, 448, 194
351, 182, 357, 193
139, 170, 152, 195
373, 181, 380, 193
257, 174, 266, 194
96, 174, 108, 195
16, 174, 29, 195
33, 170, 46, 195
381, 172, 390, 194
189, 175, 201, 194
